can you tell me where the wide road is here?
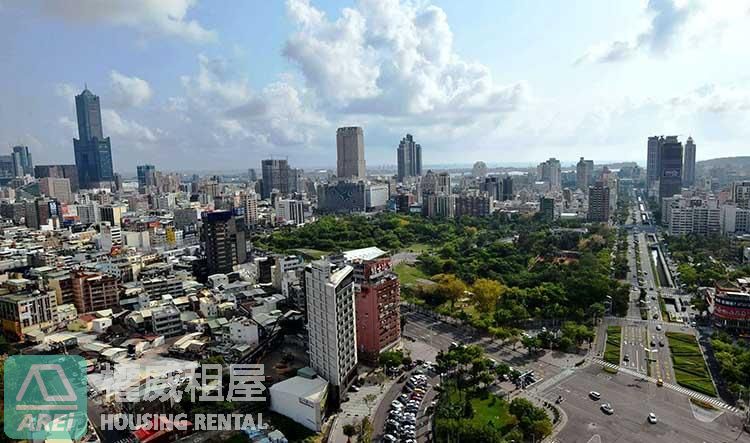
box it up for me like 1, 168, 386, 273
540, 365, 750, 443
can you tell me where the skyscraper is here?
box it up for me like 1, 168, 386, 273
137, 164, 157, 192
502, 176, 514, 201
576, 157, 594, 191
73, 88, 114, 189
658, 136, 683, 203
11, 146, 32, 176
646, 136, 662, 190
202, 211, 247, 275
261, 159, 290, 199
336, 127, 366, 180
305, 260, 358, 402
683, 136, 696, 187
396, 134, 422, 182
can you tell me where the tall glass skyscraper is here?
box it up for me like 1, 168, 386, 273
73, 88, 113, 189
397, 134, 422, 182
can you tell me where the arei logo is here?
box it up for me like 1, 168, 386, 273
4, 355, 88, 440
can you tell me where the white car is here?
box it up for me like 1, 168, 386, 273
656, 324, 662, 331
648, 413, 657, 424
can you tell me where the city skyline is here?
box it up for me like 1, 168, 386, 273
1, 1, 749, 170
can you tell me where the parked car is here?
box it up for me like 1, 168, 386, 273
589, 391, 601, 400
600, 403, 614, 415
648, 413, 657, 424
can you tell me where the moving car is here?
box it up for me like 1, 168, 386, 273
600, 403, 614, 415
648, 413, 658, 424
589, 391, 601, 400
656, 378, 664, 387
656, 324, 662, 331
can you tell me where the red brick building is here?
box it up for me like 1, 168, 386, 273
353, 258, 401, 364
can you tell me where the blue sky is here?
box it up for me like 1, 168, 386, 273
1, 0, 749, 173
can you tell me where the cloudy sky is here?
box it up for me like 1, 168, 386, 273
1, 0, 749, 172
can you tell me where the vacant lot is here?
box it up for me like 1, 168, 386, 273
604, 326, 621, 365
666, 332, 717, 397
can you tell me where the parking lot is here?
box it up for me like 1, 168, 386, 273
381, 368, 435, 443
540, 365, 749, 443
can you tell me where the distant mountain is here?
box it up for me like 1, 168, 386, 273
696, 156, 750, 170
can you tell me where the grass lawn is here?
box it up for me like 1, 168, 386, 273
402, 243, 432, 254
604, 326, 622, 365
294, 248, 329, 260
470, 395, 513, 427
394, 262, 430, 286
666, 332, 717, 397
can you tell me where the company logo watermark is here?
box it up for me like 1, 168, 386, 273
4, 355, 88, 440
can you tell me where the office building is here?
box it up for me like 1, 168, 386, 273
276, 199, 305, 225
396, 134, 422, 182
71, 270, 119, 313
317, 181, 366, 213
39, 177, 73, 204
35, 164, 79, 191
658, 136, 683, 203
588, 182, 610, 222
683, 137, 696, 187
720, 204, 750, 235
502, 176, 514, 201
203, 211, 247, 275
25, 198, 61, 229
706, 279, 750, 333
647, 136, 661, 191
481, 177, 502, 201
73, 88, 114, 189
248, 168, 257, 182
11, 145, 33, 176
261, 159, 291, 199
353, 258, 401, 365
137, 164, 157, 192
305, 260, 357, 401
0, 155, 16, 179
365, 184, 389, 211
662, 196, 720, 236
576, 157, 594, 191
336, 127, 366, 180
100, 204, 126, 226
539, 196, 556, 221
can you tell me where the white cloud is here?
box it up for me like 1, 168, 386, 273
110, 71, 152, 108
102, 109, 158, 142
577, 0, 750, 64
58, 116, 78, 135
282, 0, 528, 125
54, 83, 77, 99
17, 0, 215, 43
178, 55, 328, 150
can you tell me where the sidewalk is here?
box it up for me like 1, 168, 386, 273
329, 377, 396, 443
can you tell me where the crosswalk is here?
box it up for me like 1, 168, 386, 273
593, 359, 739, 413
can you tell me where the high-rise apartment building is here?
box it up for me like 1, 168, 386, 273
576, 157, 594, 191
244, 192, 259, 226
538, 158, 561, 190
71, 270, 119, 313
731, 181, 750, 209
455, 195, 491, 217
683, 136, 696, 187
261, 159, 291, 199
12, 145, 33, 176
396, 134, 422, 182
305, 260, 358, 401
73, 88, 114, 189
658, 136, 683, 203
336, 127, 366, 180
137, 164, 157, 192
203, 211, 247, 275
353, 258, 400, 365
588, 181, 610, 222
